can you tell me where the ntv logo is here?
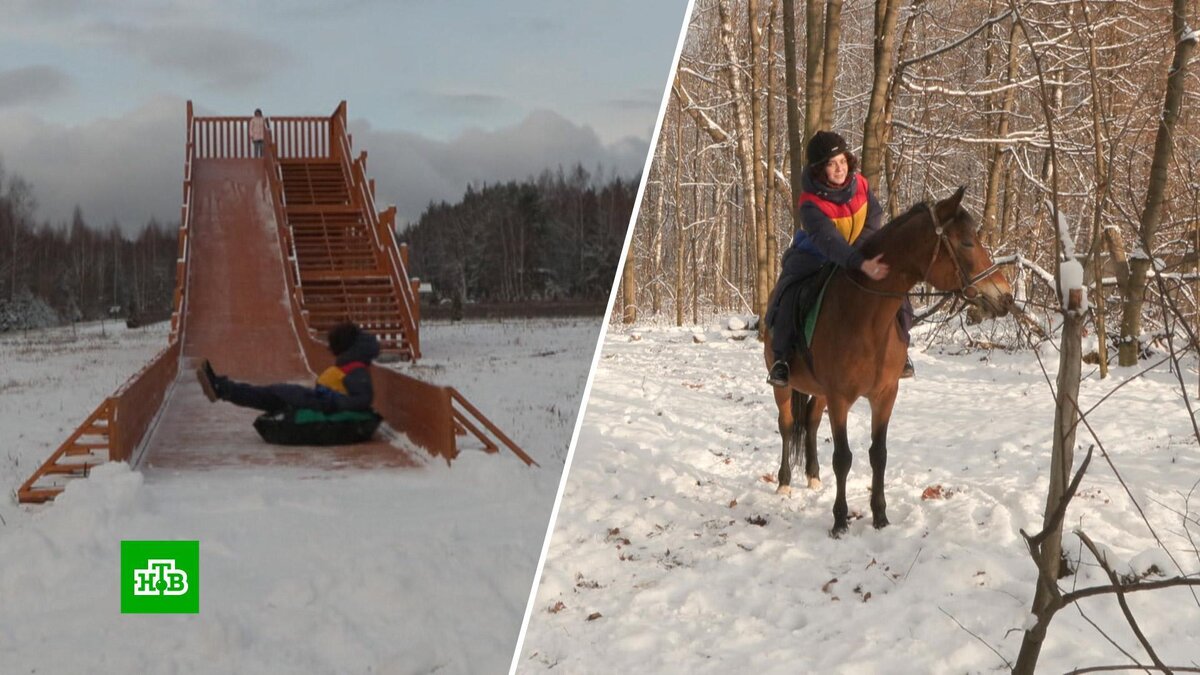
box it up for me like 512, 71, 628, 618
121, 541, 199, 613
133, 559, 189, 596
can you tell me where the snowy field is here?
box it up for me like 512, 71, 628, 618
519, 322, 1200, 674
0, 317, 600, 674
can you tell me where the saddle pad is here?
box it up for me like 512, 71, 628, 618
803, 270, 835, 347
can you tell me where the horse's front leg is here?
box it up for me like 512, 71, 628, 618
827, 398, 852, 537
804, 396, 826, 490
775, 386, 795, 496
869, 386, 899, 529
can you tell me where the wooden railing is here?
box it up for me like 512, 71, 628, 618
330, 102, 422, 357
192, 116, 255, 158
171, 101, 197, 340
190, 113, 330, 160
269, 116, 331, 159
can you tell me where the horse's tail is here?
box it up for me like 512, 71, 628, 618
789, 390, 808, 466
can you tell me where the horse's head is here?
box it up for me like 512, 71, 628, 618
922, 187, 1014, 318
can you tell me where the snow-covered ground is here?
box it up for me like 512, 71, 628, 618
0, 317, 600, 674
519, 322, 1200, 673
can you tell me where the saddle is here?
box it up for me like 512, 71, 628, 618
766, 262, 836, 373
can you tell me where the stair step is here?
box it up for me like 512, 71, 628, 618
64, 444, 109, 455
41, 463, 96, 476
17, 486, 65, 504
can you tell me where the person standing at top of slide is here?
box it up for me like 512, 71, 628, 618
249, 108, 266, 158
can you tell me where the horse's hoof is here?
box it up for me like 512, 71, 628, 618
873, 514, 890, 530
829, 523, 848, 539
807, 477, 822, 490
776, 484, 792, 497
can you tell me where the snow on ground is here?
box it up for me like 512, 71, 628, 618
0, 317, 600, 674
519, 322, 1200, 674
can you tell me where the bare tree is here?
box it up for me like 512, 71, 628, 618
1116, 0, 1197, 366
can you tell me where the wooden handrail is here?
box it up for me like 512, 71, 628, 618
330, 105, 422, 357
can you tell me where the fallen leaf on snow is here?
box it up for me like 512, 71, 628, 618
586, 612, 602, 621
548, 601, 566, 614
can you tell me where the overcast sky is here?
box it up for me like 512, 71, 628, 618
0, 0, 688, 233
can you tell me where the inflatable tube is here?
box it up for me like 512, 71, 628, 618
253, 409, 383, 446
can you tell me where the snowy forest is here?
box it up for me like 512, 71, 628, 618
400, 165, 638, 307
0, 163, 177, 332
618, 0, 1200, 370
600, 0, 1200, 672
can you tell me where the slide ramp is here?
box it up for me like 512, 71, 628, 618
140, 158, 419, 471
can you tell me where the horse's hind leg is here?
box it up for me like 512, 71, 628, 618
804, 396, 825, 490
868, 386, 899, 529
775, 386, 796, 496
827, 398, 853, 537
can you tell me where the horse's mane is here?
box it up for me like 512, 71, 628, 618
859, 200, 932, 258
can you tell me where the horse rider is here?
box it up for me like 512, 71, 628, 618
766, 130, 915, 387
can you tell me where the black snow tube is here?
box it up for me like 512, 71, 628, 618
253, 409, 383, 446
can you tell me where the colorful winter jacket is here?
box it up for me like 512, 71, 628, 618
792, 170, 883, 272
313, 330, 380, 411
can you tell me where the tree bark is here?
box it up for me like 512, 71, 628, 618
819, 0, 843, 131
783, 0, 806, 225
621, 250, 637, 324
674, 95, 686, 328
719, 0, 769, 320
803, 0, 826, 153
1117, 0, 1195, 366
1014, 308, 1082, 674
860, 0, 902, 191
979, 17, 1020, 245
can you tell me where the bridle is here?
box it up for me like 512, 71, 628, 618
922, 201, 999, 302
844, 200, 999, 303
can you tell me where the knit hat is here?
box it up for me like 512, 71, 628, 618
327, 321, 360, 356
806, 131, 849, 167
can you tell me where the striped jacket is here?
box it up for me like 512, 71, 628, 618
792, 171, 883, 272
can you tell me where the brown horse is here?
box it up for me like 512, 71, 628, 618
764, 187, 1014, 537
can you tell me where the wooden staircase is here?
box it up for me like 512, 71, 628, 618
17, 401, 114, 503
278, 158, 419, 359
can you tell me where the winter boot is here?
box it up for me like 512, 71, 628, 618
767, 360, 790, 387
196, 359, 221, 402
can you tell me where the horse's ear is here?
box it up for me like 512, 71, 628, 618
948, 185, 966, 210
938, 185, 967, 219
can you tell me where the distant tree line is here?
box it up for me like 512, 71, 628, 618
0, 162, 177, 332
399, 164, 638, 304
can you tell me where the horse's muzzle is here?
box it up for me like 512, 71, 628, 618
974, 291, 1014, 318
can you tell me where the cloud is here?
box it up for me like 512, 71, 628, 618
0, 104, 648, 236
0, 65, 73, 107
351, 109, 650, 224
0, 96, 183, 234
605, 97, 659, 112
416, 91, 510, 119
90, 21, 291, 90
